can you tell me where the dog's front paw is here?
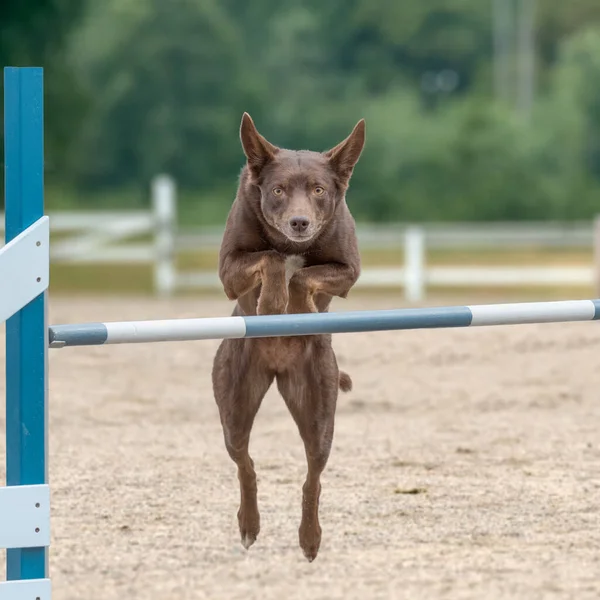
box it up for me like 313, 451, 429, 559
257, 287, 288, 315
287, 272, 317, 314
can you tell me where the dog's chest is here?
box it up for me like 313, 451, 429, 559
285, 255, 305, 285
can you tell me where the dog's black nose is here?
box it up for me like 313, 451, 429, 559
289, 216, 310, 233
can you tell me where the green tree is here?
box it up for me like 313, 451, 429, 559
68, 0, 256, 194
532, 25, 600, 218
45, 0, 600, 221
1, 0, 86, 192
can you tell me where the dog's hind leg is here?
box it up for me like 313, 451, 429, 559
276, 338, 339, 561
212, 338, 274, 550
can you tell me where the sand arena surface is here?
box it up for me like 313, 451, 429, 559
1, 295, 600, 599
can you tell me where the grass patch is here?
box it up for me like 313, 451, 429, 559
46, 243, 595, 299
361, 247, 591, 267
50, 264, 154, 295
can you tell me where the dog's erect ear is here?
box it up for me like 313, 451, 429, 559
324, 119, 366, 183
240, 113, 278, 177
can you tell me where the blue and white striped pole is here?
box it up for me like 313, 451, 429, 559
48, 299, 600, 347
4, 67, 49, 582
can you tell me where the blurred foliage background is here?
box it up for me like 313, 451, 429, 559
2, 0, 600, 224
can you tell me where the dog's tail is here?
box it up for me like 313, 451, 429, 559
338, 371, 353, 393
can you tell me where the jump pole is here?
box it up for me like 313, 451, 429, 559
48, 299, 600, 347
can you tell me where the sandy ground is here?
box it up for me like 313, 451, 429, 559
1, 294, 600, 600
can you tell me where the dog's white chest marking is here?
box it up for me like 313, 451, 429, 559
285, 255, 305, 285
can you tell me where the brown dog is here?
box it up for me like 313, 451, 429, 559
212, 113, 365, 561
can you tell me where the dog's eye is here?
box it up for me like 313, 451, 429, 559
272, 187, 283, 196
314, 186, 325, 195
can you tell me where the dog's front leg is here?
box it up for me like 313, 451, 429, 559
288, 263, 359, 313
256, 253, 289, 315
220, 250, 288, 315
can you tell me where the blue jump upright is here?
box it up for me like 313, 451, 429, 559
2, 67, 50, 595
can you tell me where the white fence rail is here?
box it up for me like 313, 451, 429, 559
1, 176, 177, 296
2, 174, 599, 300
